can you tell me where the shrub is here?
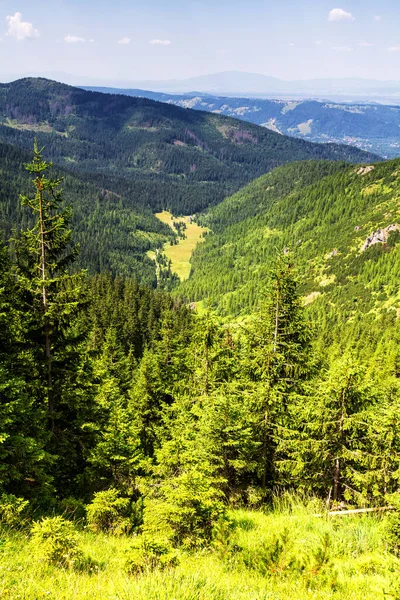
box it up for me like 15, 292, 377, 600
143, 469, 226, 548
241, 528, 301, 576
387, 512, 400, 556
125, 536, 179, 575
211, 517, 240, 561
31, 516, 84, 569
0, 494, 29, 527
86, 488, 134, 534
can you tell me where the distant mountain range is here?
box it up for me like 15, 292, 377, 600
3, 71, 400, 102
82, 71, 400, 102
84, 87, 400, 158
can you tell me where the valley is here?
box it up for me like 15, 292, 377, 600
2, 76, 400, 600
0, 78, 378, 281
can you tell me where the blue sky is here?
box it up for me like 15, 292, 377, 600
1, 0, 400, 83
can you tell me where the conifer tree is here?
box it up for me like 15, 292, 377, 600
14, 141, 92, 495
243, 253, 314, 492
280, 358, 371, 504
0, 243, 51, 500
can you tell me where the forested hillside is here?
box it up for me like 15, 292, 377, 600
0, 141, 175, 284
0, 78, 378, 218
179, 159, 400, 321
86, 86, 400, 158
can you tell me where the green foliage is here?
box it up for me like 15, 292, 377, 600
143, 466, 226, 548
86, 488, 137, 534
386, 494, 400, 556
30, 516, 86, 569
125, 536, 179, 575
59, 497, 87, 522
0, 494, 29, 527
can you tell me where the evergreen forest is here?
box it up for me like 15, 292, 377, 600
1, 79, 400, 600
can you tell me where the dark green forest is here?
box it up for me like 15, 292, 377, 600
2, 144, 400, 523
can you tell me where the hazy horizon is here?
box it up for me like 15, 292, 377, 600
1, 0, 400, 84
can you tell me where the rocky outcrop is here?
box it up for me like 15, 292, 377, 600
361, 224, 400, 252
356, 166, 375, 176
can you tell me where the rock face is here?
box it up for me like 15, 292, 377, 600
361, 224, 400, 252
357, 166, 375, 176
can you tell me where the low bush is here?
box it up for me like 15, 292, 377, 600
86, 488, 137, 534
386, 494, 400, 556
31, 516, 96, 571
125, 536, 179, 575
143, 469, 226, 548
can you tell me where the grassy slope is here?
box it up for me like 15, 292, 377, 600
178, 159, 400, 319
1, 502, 398, 599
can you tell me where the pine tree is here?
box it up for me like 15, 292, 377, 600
242, 253, 314, 492
14, 141, 93, 496
280, 358, 371, 504
0, 243, 51, 501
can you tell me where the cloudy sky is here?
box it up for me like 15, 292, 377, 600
1, 0, 400, 83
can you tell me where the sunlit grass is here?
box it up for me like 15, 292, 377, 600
154, 211, 208, 281
0, 503, 398, 600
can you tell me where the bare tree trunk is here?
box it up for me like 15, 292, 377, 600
333, 458, 340, 502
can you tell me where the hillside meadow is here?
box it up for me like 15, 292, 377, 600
149, 211, 208, 280
1, 498, 399, 600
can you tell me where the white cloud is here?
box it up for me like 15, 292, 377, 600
328, 8, 355, 22
316, 40, 323, 45
64, 34, 86, 43
6, 12, 39, 40
288, 42, 295, 47
118, 37, 131, 45
388, 46, 400, 52
150, 39, 171, 46
332, 45, 353, 51
357, 41, 374, 47
374, 15, 382, 21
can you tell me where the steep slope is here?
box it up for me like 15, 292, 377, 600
86, 87, 400, 159
178, 159, 400, 320
0, 141, 174, 284
0, 78, 378, 216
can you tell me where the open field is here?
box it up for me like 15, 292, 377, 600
1, 501, 399, 600
154, 211, 208, 281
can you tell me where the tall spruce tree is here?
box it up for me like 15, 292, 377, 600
14, 141, 93, 496
279, 358, 372, 504
243, 253, 314, 492
0, 243, 51, 501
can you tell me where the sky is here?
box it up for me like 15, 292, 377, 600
1, 0, 400, 84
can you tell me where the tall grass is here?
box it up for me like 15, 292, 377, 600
0, 497, 398, 600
